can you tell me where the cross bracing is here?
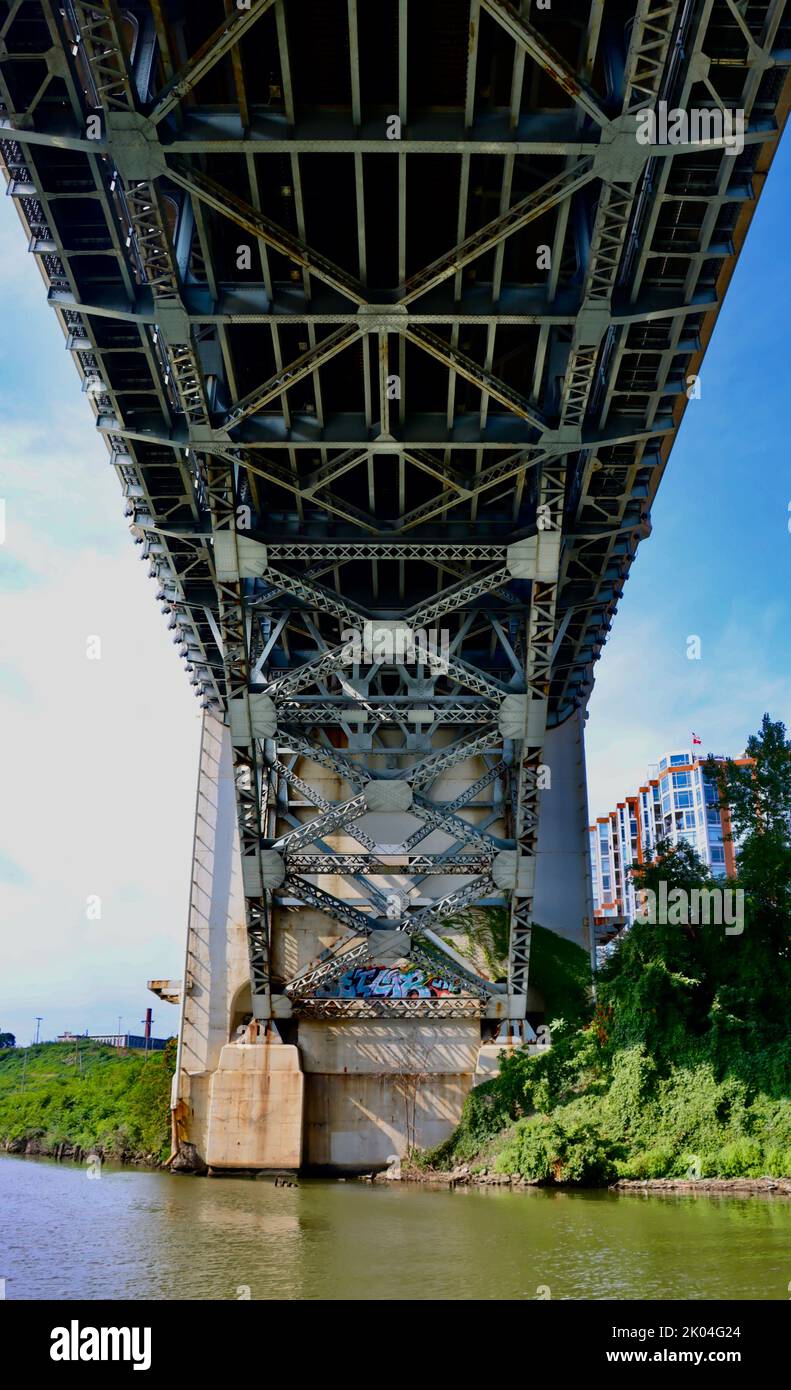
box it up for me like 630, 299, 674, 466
1, 0, 788, 1021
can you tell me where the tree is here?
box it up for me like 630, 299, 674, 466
0, 1033, 15, 1049
703, 714, 791, 1030
599, 838, 723, 1053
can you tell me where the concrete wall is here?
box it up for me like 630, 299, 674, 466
299, 1019, 480, 1168
175, 714, 252, 1163
533, 708, 595, 963
206, 1042, 303, 1170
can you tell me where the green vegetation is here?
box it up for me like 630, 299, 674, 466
423, 714, 791, 1185
442, 911, 591, 1026
0, 1039, 176, 1165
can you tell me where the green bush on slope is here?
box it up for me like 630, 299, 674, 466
423, 715, 791, 1184
0, 1040, 176, 1163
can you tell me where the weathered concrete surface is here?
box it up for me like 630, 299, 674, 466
299, 1019, 480, 1167
174, 715, 251, 1166
304, 1073, 473, 1168
298, 1019, 480, 1074
533, 709, 595, 964
205, 1043, 304, 1170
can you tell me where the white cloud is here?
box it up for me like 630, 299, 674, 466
0, 507, 201, 1044
0, 192, 203, 1044
585, 595, 791, 816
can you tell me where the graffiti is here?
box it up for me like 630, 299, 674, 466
316, 965, 462, 999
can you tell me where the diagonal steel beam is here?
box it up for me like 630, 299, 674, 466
166, 159, 368, 305
273, 793, 369, 852
623, 0, 680, 111
395, 447, 548, 532
263, 642, 353, 698
282, 874, 375, 936
303, 448, 369, 496
398, 158, 596, 305
401, 450, 472, 495
404, 325, 548, 431
405, 562, 514, 628
401, 729, 503, 789
260, 566, 367, 628
406, 798, 506, 853
276, 734, 366, 787
561, 2, 680, 431
480, 0, 610, 128
199, 441, 380, 534
407, 877, 500, 934
148, 0, 279, 124
224, 325, 362, 427
284, 941, 373, 997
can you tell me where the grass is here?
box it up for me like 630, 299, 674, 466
0, 1039, 176, 1165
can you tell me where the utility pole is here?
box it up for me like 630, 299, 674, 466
118, 1015, 123, 1049
34, 1017, 42, 1045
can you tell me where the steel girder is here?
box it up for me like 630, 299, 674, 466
1, 0, 788, 1019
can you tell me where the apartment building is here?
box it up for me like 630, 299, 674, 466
589, 748, 751, 933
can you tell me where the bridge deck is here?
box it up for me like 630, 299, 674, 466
1, 0, 788, 1033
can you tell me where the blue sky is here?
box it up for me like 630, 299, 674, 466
585, 134, 791, 811
1, 136, 789, 1045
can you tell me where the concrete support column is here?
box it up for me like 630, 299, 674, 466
173, 713, 251, 1161
174, 713, 305, 1171
533, 708, 595, 970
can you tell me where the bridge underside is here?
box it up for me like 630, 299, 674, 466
2, 0, 788, 1167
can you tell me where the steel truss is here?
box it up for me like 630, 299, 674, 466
1, 0, 788, 1020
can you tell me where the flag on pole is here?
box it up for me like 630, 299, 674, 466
691, 732, 702, 745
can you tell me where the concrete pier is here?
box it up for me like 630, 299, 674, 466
174, 714, 592, 1171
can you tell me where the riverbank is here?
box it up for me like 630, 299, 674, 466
0, 1040, 175, 1168
390, 1163, 791, 1196
1, 1136, 164, 1167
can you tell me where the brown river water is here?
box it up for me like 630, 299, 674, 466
1, 1154, 789, 1300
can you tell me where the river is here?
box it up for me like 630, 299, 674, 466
1, 1154, 789, 1300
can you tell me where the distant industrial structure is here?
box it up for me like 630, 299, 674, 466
56, 1033, 171, 1052
57, 1009, 172, 1052
589, 748, 753, 939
